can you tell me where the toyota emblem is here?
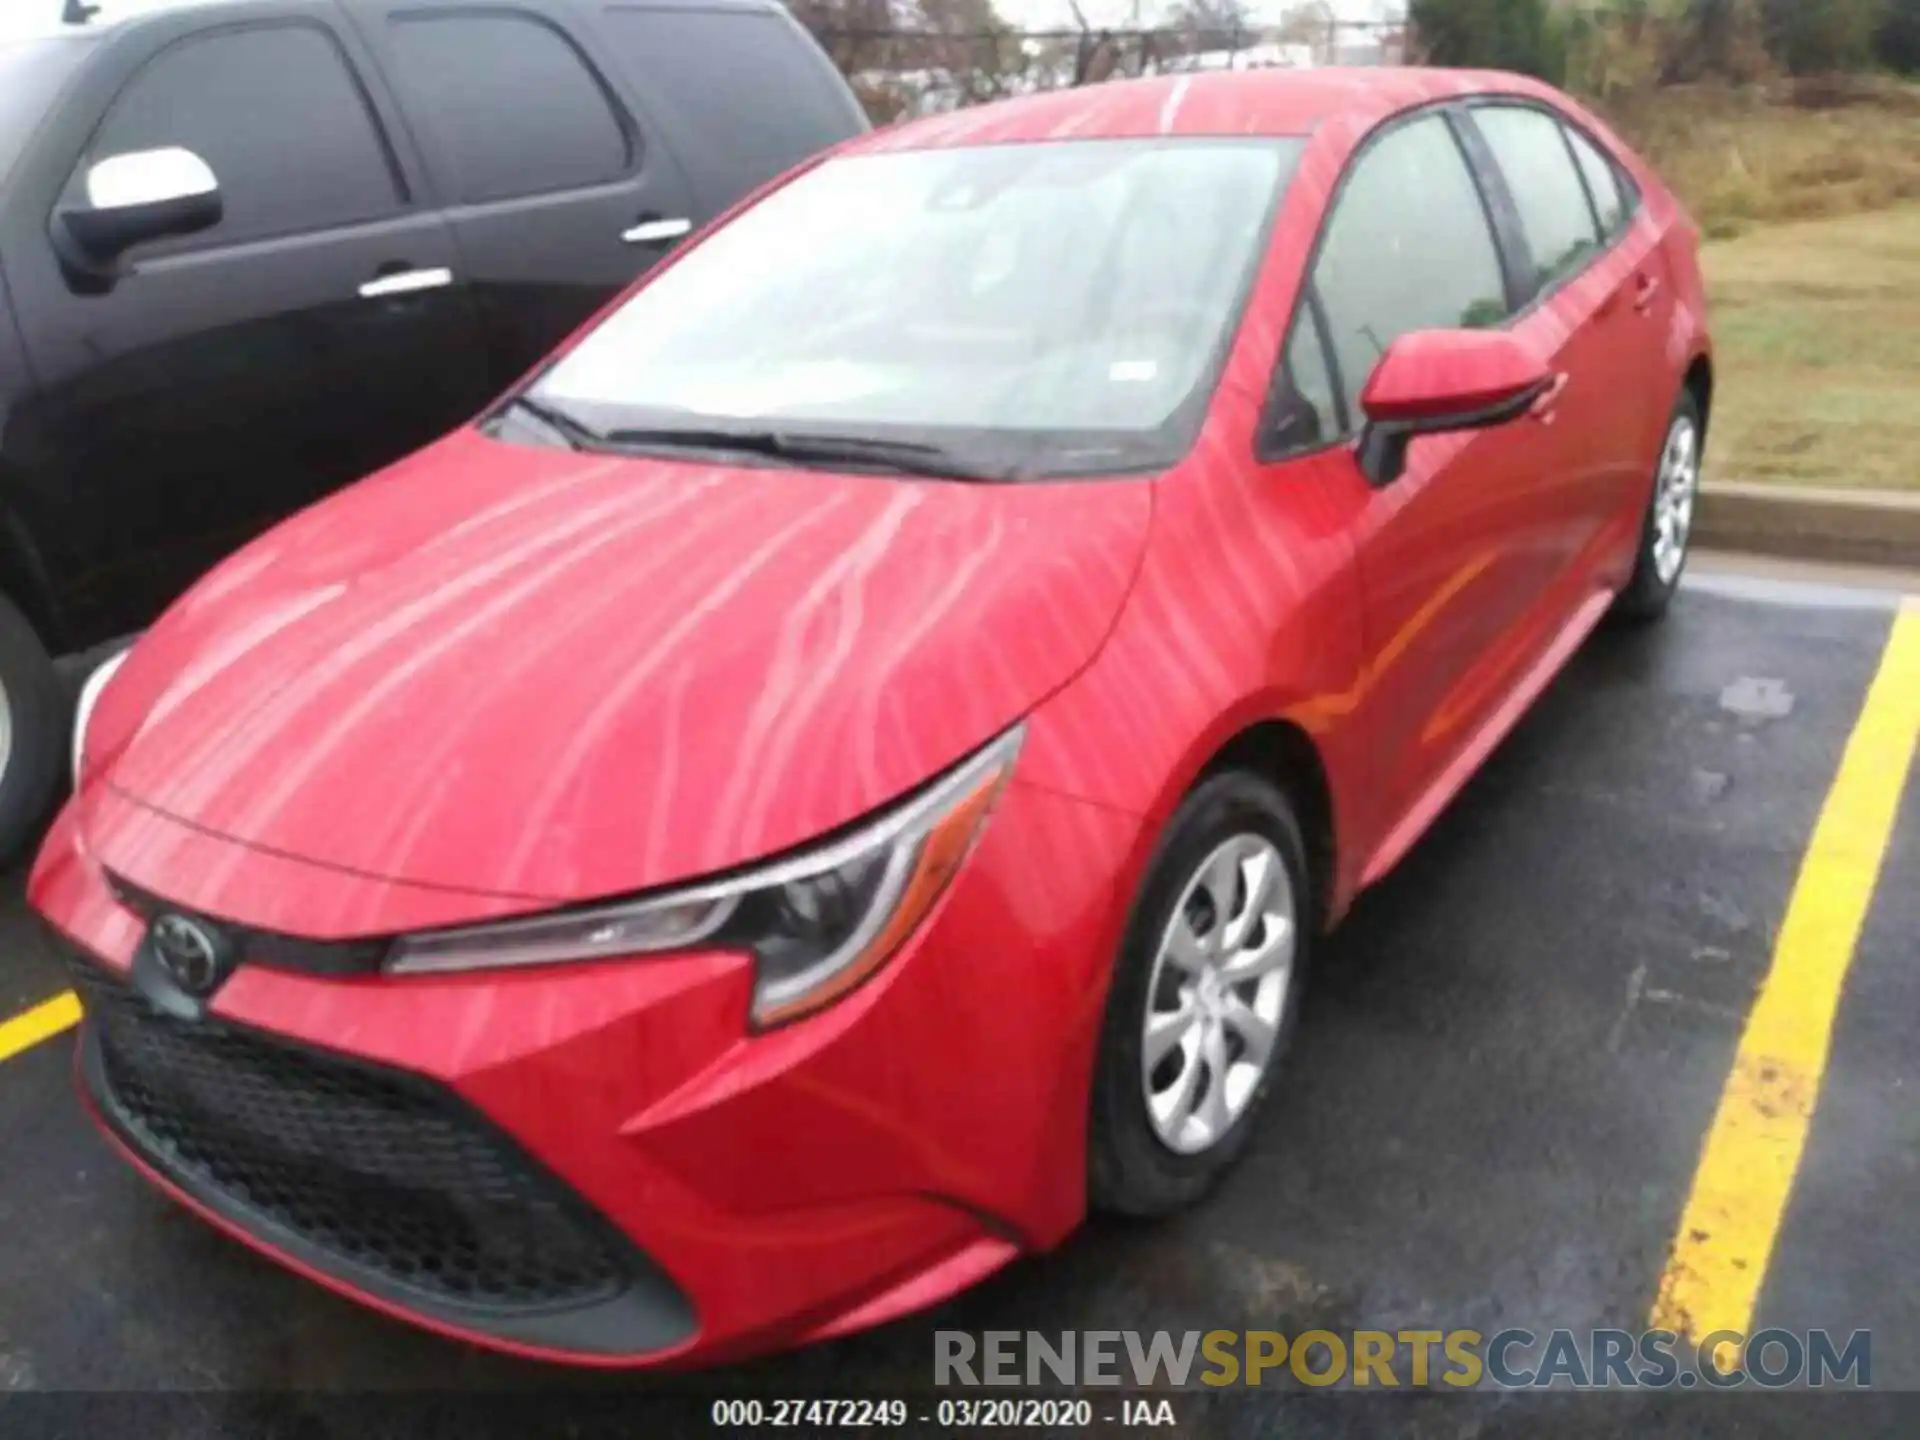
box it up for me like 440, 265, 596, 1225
149, 914, 227, 996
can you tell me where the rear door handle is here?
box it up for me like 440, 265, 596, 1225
622, 216, 692, 246
1632, 273, 1664, 313
359, 267, 453, 300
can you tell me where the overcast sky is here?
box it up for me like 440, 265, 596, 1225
5, 0, 1406, 38
994, 0, 1405, 31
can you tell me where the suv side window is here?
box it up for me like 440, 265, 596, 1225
76, 24, 401, 253
1311, 114, 1509, 428
1564, 124, 1632, 236
1472, 105, 1604, 296
598, 7, 863, 202
386, 13, 631, 205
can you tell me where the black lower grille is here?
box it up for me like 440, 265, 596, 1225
71, 958, 630, 1316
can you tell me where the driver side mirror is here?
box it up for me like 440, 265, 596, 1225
53, 147, 223, 289
1354, 329, 1557, 487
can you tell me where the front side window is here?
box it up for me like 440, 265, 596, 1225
386, 13, 630, 204
78, 24, 400, 252
530, 138, 1303, 478
1311, 115, 1509, 428
1474, 105, 1605, 295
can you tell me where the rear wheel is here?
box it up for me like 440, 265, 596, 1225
1089, 772, 1310, 1217
0, 593, 64, 868
1613, 392, 1703, 624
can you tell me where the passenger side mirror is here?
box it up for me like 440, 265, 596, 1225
53, 148, 223, 286
1354, 329, 1556, 487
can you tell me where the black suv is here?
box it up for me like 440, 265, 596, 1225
0, 0, 868, 861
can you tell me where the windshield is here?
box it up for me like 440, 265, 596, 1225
0, 37, 93, 185
529, 138, 1304, 478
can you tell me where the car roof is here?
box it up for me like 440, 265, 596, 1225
851, 66, 1565, 155
0, 0, 786, 40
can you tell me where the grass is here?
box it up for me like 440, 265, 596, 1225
1590, 78, 1920, 489
1700, 203, 1920, 491
1603, 76, 1920, 239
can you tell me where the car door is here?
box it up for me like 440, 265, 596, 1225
1562, 116, 1681, 524
4, 4, 489, 646
1266, 110, 1571, 870
351, 0, 701, 392
1461, 101, 1670, 583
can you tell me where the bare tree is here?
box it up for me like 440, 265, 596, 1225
1163, 0, 1253, 54
1275, 0, 1339, 62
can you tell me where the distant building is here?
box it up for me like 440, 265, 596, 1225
1163, 41, 1318, 72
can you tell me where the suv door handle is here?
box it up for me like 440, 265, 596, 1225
622, 216, 692, 246
359, 267, 453, 300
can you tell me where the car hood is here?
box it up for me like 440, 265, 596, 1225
87, 430, 1150, 907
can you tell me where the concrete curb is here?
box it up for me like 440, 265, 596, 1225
1696, 483, 1920, 570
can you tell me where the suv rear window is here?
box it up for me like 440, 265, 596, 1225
598, 6, 864, 205
387, 12, 631, 203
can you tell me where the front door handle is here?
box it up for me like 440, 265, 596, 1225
358, 266, 453, 300
1530, 371, 1571, 424
621, 216, 692, 246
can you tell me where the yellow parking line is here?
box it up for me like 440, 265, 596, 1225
0, 990, 82, 1065
1652, 597, 1920, 1358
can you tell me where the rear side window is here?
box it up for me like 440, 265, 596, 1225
1564, 124, 1631, 236
598, 7, 864, 205
386, 13, 630, 203
80, 24, 400, 251
1473, 105, 1604, 295
1310, 114, 1509, 428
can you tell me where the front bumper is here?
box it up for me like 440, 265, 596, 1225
33, 778, 1142, 1366
70, 952, 695, 1356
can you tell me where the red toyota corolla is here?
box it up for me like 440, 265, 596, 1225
33, 67, 1710, 1366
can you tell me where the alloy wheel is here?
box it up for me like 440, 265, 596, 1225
1141, 833, 1296, 1155
1652, 415, 1701, 586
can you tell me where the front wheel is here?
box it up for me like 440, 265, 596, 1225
1613, 393, 1703, 624
1088, 772, 1310, 1217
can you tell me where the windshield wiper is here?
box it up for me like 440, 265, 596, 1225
496, 395, 606, 451
602, 426, 1015, 482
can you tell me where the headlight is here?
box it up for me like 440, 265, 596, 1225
72, 648, 132, 787
386, 726, 1023, 1027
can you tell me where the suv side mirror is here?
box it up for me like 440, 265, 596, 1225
53, 148, 223, 286
1354, 329, 1556, 487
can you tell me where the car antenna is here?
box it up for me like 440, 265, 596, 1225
63, 0, 103, 24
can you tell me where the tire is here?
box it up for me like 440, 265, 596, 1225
1089, 771, 1312, 1218
0, 592, 65, 869
1612, 391, 1704, 625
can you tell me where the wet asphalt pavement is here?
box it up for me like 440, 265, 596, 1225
0, 568, 1914, 1436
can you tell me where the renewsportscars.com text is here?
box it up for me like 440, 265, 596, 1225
934, 1328, 1872, 1390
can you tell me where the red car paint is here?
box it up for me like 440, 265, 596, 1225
1359, 329, 1554, 425
32, 66, 1711, 1366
